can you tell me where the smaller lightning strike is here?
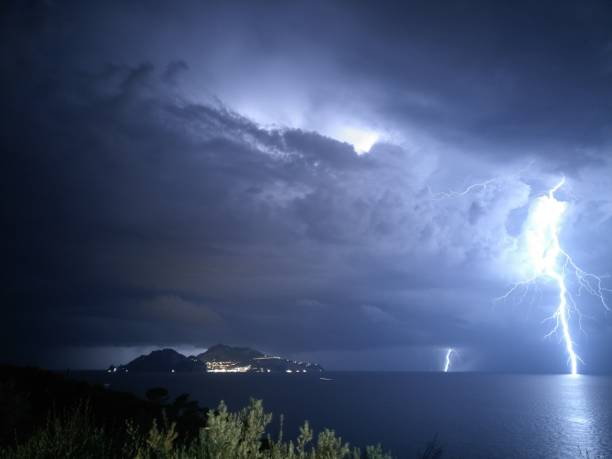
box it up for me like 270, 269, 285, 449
443, 348, 454, 372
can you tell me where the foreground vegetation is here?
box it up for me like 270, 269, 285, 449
1, 399, 434, 459
0, 366, 442, 459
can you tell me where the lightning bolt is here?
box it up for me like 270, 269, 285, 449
498, 177, 610, 375
428, 178, 498, 200
443, 348, 454, 372
428, 161, 534, 200
431, 171, 610, 374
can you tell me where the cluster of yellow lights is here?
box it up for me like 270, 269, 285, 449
205, 361, 252, 373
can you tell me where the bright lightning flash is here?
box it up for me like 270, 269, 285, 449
500, 177, 610, 375
443, 348, 454, 373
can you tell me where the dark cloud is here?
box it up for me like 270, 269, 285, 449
2, 0, 612, 371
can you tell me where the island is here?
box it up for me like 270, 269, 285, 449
107, 348, 206, 373
107, 344, 324, 374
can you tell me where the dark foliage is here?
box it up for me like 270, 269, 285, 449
0, 365, 442, 458
0, 365, 208, 453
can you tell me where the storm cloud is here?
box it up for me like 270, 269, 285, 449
2, 0, 612, 371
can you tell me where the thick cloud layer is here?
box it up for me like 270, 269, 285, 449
2, 0, 612, 371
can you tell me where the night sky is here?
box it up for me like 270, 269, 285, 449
3, 0, 612, 372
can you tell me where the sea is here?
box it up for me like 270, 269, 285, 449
74, 372, 612, 459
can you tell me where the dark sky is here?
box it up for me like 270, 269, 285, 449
3, 0, 612, 372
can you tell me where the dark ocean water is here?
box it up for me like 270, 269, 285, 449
74, 372, 612, 458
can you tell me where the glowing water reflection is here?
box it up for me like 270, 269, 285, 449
552, 375, 609, 458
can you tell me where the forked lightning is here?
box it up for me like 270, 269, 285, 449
499, 177, 609, 375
